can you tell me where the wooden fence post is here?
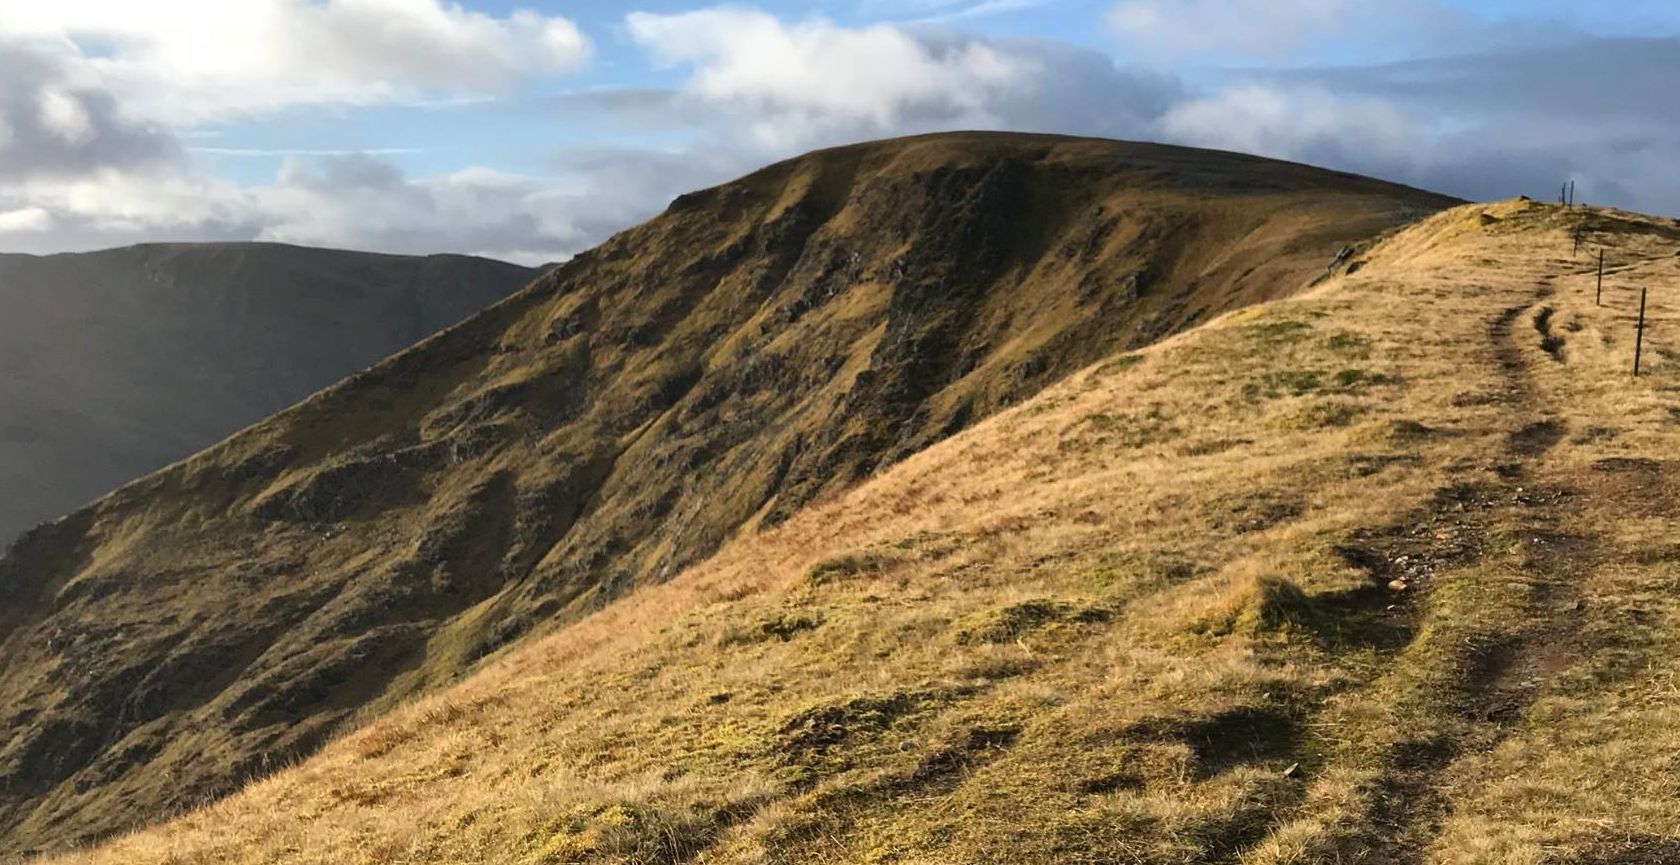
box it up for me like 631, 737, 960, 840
1635, 286, 1648, 377
1597, 249, 1604, 306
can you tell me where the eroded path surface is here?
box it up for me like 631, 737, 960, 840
1415, 208, 1680, 864
1326, 204, 1680, 864
1339, 259, 1591, 862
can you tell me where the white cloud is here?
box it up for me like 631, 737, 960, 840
0, 38, 180, 181
0, 207, 53, 232
192, 147, 421, 158
1106, 0, 1455, 62
1159, 83, 1429, 168
627, 9, 1037, 148
0, 0, 591, 122
16, 170, 239, 234
1109, 0, 1346, 59
0, 1, 598, 261
0, 156, 605, 264
36, 88, 94, 144
0, 145, 750, 265
624, 7, 1178, 150
859, 0, 1061, 23
251, 156, 586, 262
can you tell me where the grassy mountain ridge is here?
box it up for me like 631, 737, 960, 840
0, 133, 1454, 856
43, 197, 1680, 864
0, 242, 539, 546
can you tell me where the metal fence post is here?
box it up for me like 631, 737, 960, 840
1635, 286, 1649, 377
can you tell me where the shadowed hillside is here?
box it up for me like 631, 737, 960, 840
0, 243, 539, 546
0, 133, 1455, 856
43, 197, 1680, 865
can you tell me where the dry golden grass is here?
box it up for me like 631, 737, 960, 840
43, 198, 1680, 864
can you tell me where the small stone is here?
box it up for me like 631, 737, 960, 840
898, 740, 916, 752
1283, 762, 1302, 779
1388, 579, 1410, 592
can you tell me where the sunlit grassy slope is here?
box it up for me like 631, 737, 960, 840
0, 133, 1453, 855
46, 199, 1680, 864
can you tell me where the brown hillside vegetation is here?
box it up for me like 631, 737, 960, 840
0, 134, 1452, 856
42, 198, 1680, 864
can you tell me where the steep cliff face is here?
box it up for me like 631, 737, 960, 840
0, 243, 538, 546
0, 132, 1456, 855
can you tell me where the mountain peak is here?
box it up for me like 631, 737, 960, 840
0, 138, 1454, 855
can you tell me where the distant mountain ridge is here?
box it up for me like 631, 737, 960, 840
0, 242, 540, 546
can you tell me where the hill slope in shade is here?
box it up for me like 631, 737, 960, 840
0, 243, 540, 546
0, 133, 1455, 856
43, 199, 1680, 865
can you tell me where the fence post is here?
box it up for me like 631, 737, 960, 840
1597, 249, 1604, 306
1635, 286, 1648, 377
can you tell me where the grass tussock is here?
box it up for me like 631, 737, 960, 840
1194, 575, 1324, 638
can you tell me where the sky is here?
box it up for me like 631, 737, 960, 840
1, 0, 1678, 264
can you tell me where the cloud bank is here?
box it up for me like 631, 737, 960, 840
0, 1, 594, 260
0, 0, 591, 121
0, 3, 1677, 264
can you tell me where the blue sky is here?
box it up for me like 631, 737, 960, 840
194, 1, 1123, 183
3, 0, 1679, 262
